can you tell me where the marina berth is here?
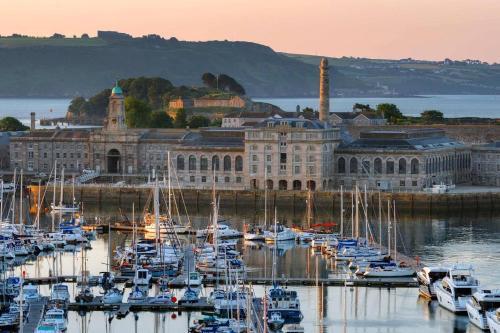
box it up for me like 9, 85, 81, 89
466, 289, 500, 330
435, 264, 480, 313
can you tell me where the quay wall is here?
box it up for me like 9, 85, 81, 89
40, 186, 500, 217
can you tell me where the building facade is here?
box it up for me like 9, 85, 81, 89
471, 142, 500, 186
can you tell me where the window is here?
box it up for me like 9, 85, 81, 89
412, 180, 417, 187
307, 165, 316, 175
374, 158, 382, 174
362, 160, 370, 174
84, 153, 88, 159
235, 156, 243, 172
236, 177, 242, 183
338, 157, 346, 173
411, 158, 419, 174
77, 153, 81, 159
251, 165, 257, 174
265, 145, 272, 151
252, 154, 258, 162
190, 176, 195, 182
63, 153, 67, 158
212, 156, 220, 171
294, 145, 301, 151
349, 158, 358, 174
28, 151, 34, 159
223, 155, 231, 171
224, 176, 230, 183
266, 165, 271, 175
294, 165, 301, 174
280, 153, 287, 164
266, 155, 272, 162
400, 180, 405, 187
56, 153, 60, 159
307, 155, 315, 163
189, 155, 196, 171
200, 156, 208, 171
177, 155, 185, 170
399, 158, 407, 174
43, 152, 47, 159
70, 153, 74, 159
294, 155, 301, 163
386, 160, 394, 174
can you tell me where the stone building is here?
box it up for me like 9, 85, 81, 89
471, 142, 500, 186
245, 117, 340, 191
329, 112, 386, 126
334, 129, 471, 190
169, 95, 248, 109
222, 110, 289, 128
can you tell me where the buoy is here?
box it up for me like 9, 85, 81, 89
171, 313, 177, 319
171, 296, 177, 303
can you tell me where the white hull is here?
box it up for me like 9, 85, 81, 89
244, 233, 265, 241
435, 284, 469, 313
144, 224, 190, 234
103, 293, 123, 304
466, 303, 489, 330
364, 268, 414, 278
487, 312, 500, 333
51, 204, 79, 213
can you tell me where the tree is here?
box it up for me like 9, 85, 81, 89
301, 107, 317, 120
174, 108, 188, 128
218, 74, 245, 95
210, 118, 222, 127
201, 73, 217, 89
51, 33, 65, 39
188, 115, 210, 128
67, 96, 86, 115
125, 97, 152, 128
421, 110, 444, 124
149, 111, 173, 128
353, 103, 374, 112
81, 33, 90, 39
0, 117, 29, 132
377, 103, 404, 124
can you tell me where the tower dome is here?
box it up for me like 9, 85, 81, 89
111, 81, 123, 95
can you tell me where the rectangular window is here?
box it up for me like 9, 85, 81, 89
70, 153, 74, 159
77, 153, 81, 159
224, 176, 230, 183
251, 165, 257, 174
28, 151, 34, 159
236, 177, 242, 183
400, 180, 405, 187
56, 153, 60, 159
63, 153, 67, 158
43, 152, 47, 158
252, 154, 258, 162
266, 155, 272, 162
280, 153, 287, 163
266, 165, 271, 174
190, 176, 195, 182
84, 153, 88, 159
201, 176, 207, 183
412, 180, 417, 187
294, 166, 300, 174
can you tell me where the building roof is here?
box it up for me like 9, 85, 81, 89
111, 82, 123, 95
339, 129, 464, 151
180, 128, 244, 150
330, 111, 384, 120
253, 117, 330, 129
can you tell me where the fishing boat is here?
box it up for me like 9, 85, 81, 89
417, 266, 449, 299
435, 264, 480, 313
35, 322, 62, 333
103, 288, 124, 304
486, 308, 500, 333
466, 289, 500, 330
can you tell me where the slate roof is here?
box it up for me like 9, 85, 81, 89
254, 117, 330, 129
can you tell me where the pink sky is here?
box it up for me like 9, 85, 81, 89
2, 0, 500, 62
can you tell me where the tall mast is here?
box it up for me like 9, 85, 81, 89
59, 168, 65, 207
340, 185, 344, 238
387, 200, 391, 259
154, 179, 160, 255
264, 167, 267, 228
53, 161, 57, 208
36, 179, 41, 230
167, 151, 171, 218
0, 180, 3, 222
12, 169, 16, 225
355, 185, 359, 239
363, 184, 368, 241
350, 190, 354, 239
378, 191, 382, 252
19, 169, 23, 227
393, 200, 397, 261
108, 219, 111, 272
272, 206, 277, 286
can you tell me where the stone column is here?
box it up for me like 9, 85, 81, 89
319, 58, 330, 122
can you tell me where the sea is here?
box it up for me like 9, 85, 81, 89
0, 95, 500, 123
9, 205, 500, 333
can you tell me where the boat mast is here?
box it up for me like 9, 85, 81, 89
36, 179, 41, 230
52, 161, 57, 208
363, 184, 368, 242
108, 219, 111, 272
11, 168, 16, 225
19, 169, 23, 228
355, 185, 359, 239
393, 200, 397, 262
350, 190, 354, 239
154, 179, 160, 255
387, 200, 391, 259
340, 185, 344, 238
271, 206, 277, 286
0, 180, 3, 222
264, 167, 267, 228
167, 151, 171, 219
378, 192, 382, 252
59, 168, 65, 208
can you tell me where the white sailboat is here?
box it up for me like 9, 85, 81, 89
51, 167, 79, 213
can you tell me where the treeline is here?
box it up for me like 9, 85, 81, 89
0, 117, 28, 132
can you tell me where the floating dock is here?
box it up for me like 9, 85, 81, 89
22, 297, 47, 333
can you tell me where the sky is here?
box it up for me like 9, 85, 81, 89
2, 0, 500, 62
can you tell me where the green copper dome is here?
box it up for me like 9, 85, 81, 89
111, 81, 123, 95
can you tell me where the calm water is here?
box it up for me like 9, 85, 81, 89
0, 95, 499, 122
7, 205, 500, 333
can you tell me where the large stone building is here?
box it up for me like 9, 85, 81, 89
169, 95, 248, 109
334, 129, 471, 190
471, 142, 500, 186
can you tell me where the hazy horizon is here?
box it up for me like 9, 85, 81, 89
2, 0, 500, 63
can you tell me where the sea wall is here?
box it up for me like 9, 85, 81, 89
39, 186, 500, 217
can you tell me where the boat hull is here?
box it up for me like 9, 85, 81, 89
466, 303, 489, 330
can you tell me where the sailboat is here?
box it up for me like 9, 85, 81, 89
244, 170, 268, 241
75, 247, 94, 303
50, 167, 79, 213
264, 208, 296, 242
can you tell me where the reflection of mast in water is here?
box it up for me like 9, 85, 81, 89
341, 285, 347, 333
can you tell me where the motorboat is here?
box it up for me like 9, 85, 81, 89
265, 223, 296, 242
143, 214, 190, 234
363, 264, 415, 278
486, 308, 500, 333
196, 223, 242, 239
35, 322, 62, 333
435, 264, 480, 313
282, 324, 305, 333
243, 224, 266, 241
128, 286, 148, 303
50, 202, 80, 213
214, 289, 248, 318
417, 266, 449, 299
103, 288, 124, 304
42, 308, 67, 332
98, 271, 115, 287
75, 286, 94, 303
179, 287, 200, 305
184, 271, 202, 287
19, 284, 40, 303
267, 312, 285, 331
133, 268, 152, 286
466, 289, 500, 330
149, 290, 176, 304
267, 285, 303, 324
50, 284, 70, 303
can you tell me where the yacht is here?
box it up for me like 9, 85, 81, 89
363, 264, 415, 278
435, 264, 480, 313
264, 223, 296, 242
149, 290, 176, 304
179, 287, 200, 305
128, 286, 147, 303
196, 223, 242, 239
267, 285, 303, 323
487, 308, 500, 333
267, 312, 285, 331
35, 322, 62, 333
19, 284, 41, 303
42, 308, 67, 332
50, 284, 70, 303
133, 268, 152, 286
466, 289, 500, 330
417, 266, 449, 299
103, 288, 124, 304
282, 324, 305, 333
243, 224, 266, 241
75, 286, 94, 303
185, 271, 202, 287
143, 213, 190, 234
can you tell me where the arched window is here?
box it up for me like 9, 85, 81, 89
398, 158, 407, 174
200, 156, 208, 171
362, 160, 370, 174
386, 159, 394, 174
223, 155, 231, 171
235, 156, 243, 172
292, 180, 302, 190
306, 180, 316, 191
188, 155, 196, 171
278, 180, 288, 190
374, 158, 382, 174
266, 179, 274, 190
411, 158, 419, 174
177, 155, 184, 170
338, 157, 346, 174
349, 157, 358, 174
212, 156, 220, 171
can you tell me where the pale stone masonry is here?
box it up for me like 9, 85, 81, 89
471, 142, 500, 186
319, 58, 330, 122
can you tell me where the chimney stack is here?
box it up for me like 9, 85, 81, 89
319, 58, 330, 123
30, 112, 36, 131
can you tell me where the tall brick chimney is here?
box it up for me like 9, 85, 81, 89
30, 112, 36, 131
